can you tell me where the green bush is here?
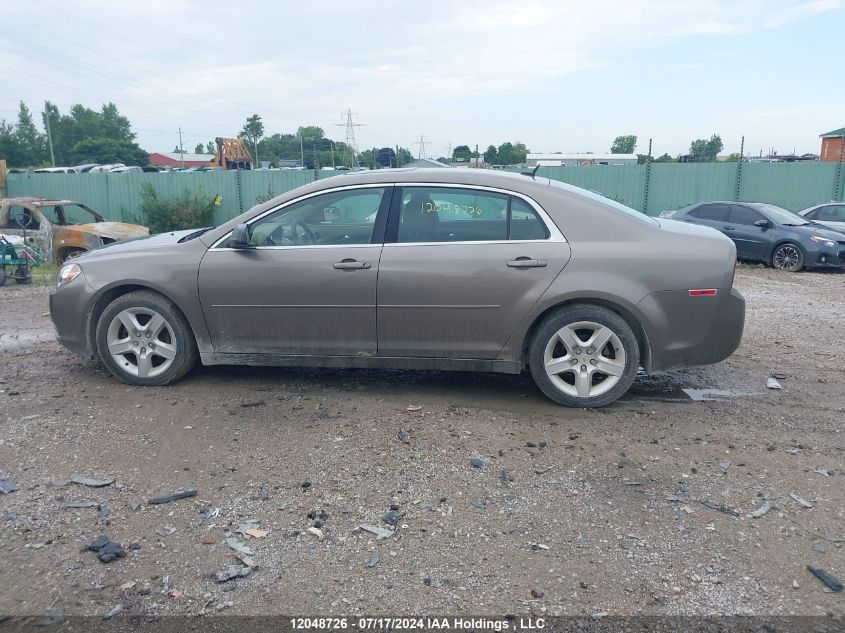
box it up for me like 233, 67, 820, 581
139, 183, 214, 234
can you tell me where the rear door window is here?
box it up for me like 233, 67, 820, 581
689, 204, 730, 221
397, 187, 508, 243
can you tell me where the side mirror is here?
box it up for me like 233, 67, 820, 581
226, 223, 253, 248
754, 219, 771, 228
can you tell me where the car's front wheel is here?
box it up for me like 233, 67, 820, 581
529, 304, 639, 408
772, 242, 804, 272
96, 290, 197, 386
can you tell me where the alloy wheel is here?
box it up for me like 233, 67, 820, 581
106, 307, 177, 378
543, 321, 627, 399
773, 245, 801, 270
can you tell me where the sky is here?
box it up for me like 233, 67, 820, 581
1, 0, 844, 159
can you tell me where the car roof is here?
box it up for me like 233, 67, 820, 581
1, 197, 80, 206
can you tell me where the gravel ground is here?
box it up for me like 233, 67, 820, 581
0, 265, 843, 620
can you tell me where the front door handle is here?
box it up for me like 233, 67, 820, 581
333, 259, 371, 270
507, 257, 547, 268
722, 226, 735, 231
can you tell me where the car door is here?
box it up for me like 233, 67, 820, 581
376, 185, 571, 359
725, 204, 771, 260
197, 185, 390, 356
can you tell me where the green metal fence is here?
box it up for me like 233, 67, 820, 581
5, 162, 844, 223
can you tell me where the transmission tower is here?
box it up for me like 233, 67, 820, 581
335, 109, 365, 168
414, 135, 428, 159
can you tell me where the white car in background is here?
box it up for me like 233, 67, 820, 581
799, 202, 845, 234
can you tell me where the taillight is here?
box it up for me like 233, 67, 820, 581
689, 289, 717, 297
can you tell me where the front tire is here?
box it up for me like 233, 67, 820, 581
772, 242, 804, 272
529, 304, 639, 408
96, 290, 197, 386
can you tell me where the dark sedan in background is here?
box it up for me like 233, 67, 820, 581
50, 169, 745, 408
668, 201, 845, 272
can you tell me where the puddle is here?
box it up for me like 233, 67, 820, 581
625, 384, 760, 402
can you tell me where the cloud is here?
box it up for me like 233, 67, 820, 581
2, 0, 842, 154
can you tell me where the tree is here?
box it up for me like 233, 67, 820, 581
494, 141, 528, 165
654, 153, 675, 163
240, 114, 265, 165
689, 134, 723, 162
205, 141, 216, 154
194, 143, 205, 154
296, 126, 324, 144
14, 102, 46, 166
0, 119, 22, 166
396, 146, 413, 166
452, 145, 472, 161
610, 135, 637, 154
483, 144, 498, 164
70, 138, 149, 166
173, 145, 183, 153
724, 152, 742, 162
38, 102, 139, 165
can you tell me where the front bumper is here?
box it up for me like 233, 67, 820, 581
50, 278, 96, 358
637, 287, 745, 373
804, 244, 845, 269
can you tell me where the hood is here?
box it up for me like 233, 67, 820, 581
75, 222, 150, 240
73, 228, 200, 261
788, 223, 845, 241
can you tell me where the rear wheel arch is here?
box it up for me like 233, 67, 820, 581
522, 298, 651, 372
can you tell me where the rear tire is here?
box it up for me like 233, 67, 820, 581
0, 266, 6, 287
528, 304, 639, 408
96, 290, 197, 386
772, 242, 804, 272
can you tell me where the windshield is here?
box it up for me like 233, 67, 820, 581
753, 204, 810, 226
548, 180, 658, 225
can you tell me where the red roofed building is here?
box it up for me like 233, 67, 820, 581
148, 152, 214, 168
819, 128, 845, 162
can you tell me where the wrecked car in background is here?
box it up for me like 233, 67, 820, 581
0, 197, 149, 263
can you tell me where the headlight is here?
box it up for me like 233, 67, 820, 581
809, 236, 835, 247
57, 263, 82, 288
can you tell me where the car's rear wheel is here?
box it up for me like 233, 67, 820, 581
529, 304, 639, 408
96, 290, 197, 386
772, 242, 804, 272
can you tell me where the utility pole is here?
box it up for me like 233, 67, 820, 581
299, 135, 304, 168
331, 141, 336, 168
335, 109, 365, 168
44, 101, 56, 167
178, 126, 185, 168
415, 135, 428, 159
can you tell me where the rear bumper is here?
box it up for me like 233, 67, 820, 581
637, 287, 745, 373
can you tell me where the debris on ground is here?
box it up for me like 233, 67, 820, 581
530, 589, 544, 599
147, 489, 197, 505
789, 493, 813, 509
233, 551, 257, 569
365, 554, 380, 567
383, 510, 401, 526
213, 565, 252, 583
815, 469, 833, 477
807, 566, 843, 592
70, 475, 114, 487
226, 537, 253, 556
0, 478, 20, 494
406, 405, 422, 412
750, 499, 773, 519
307, 527, 325, 541
245, 528, 268, 538
698, 500, 740, 517
236, 521, 260, 536
772, 372, 787, 380
65, 500, 99, 509
199, 506, 220, 519
469, 458, 484, 469
766, 377, 783, 390
155, 525, 177, 537
359, 524, 394, 540
86, 536, 126, 563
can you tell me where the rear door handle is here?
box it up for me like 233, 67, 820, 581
507, 258, 547, 268
333, 259, 371, 270
722, 226, 735, 231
